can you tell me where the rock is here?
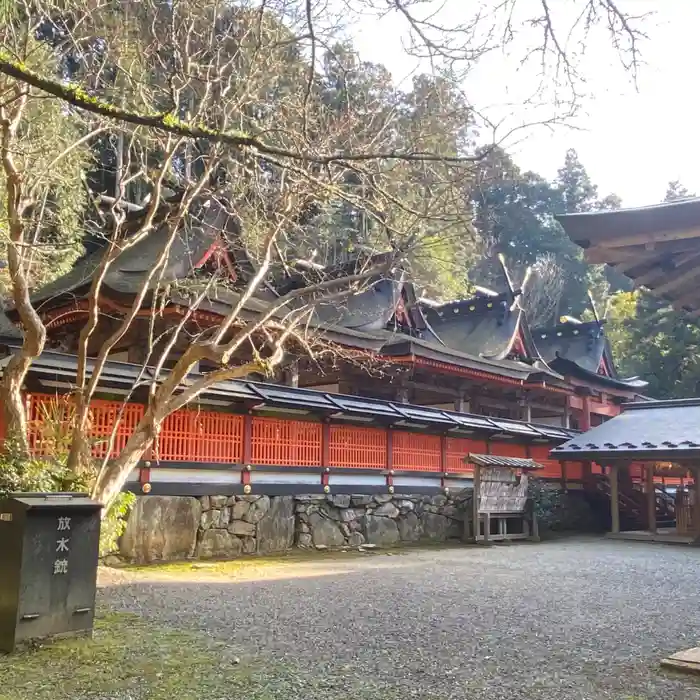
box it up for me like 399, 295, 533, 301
257, 496, 295, 554
220, 507, 231, 527
397, 512, 422, 541
199, 496, 210, 511
241, 536, 256, 554
347, 519, 362, 532
339, 522, 351, 537
308, 512, 345, 547
298, 533, 313, 548
298, 522, 310, 533
351, 495, 374, 506
396, 499, 415, 512
197, 529, 243, 559
319, 503, 342, 521
340, 508, 358, 522
331, 494, 352, 508
315, 544, 328, 551
421, 512, 450, 541
431, 495, 448, 508
102, 554, 123, 568
373, 502, 400, 518
231, 500, 251, 521
295, 494, 326, 503
348, 532, 365, 546
200, 508, 223, 530
374, 494, 393, 504
244, 495, 270, 523
363, 514, 400, 546
210, 495, 228, 509
228, 520, 256, 537
226, 496, 237, 506
441, 505, 460, 519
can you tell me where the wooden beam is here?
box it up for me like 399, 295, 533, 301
646, 464, 656, 534
586, 239, 700, 265
472, 462, 481, 543
610, 463, 620, 534
694, 467, 700, 541
649, 252, 700, 295
591, 226, 700, 250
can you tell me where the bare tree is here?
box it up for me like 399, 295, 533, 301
0, 0, 647, 507
519, 254, 565, 328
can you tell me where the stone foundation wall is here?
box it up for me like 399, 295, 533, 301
119, 492, 464, 563
296, 494, 463, 549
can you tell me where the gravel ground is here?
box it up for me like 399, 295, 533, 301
100, 538, 700, 700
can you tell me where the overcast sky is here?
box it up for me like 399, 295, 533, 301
349, 1, 698, 207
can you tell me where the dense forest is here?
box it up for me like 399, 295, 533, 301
0, 2, 691, 405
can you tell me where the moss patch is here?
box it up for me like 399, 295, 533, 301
0, 613, 252, 700
0, 612, 399, 700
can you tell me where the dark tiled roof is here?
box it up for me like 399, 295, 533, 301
552, 398, 700, 460
556, 199, 700, 315
311, 278, 402, 332
28, 199, 246, 309
418, 292, 522, 360
533, 320, 606, 373
0, 344, 578, 444
533, 320, 648, 391
377, 333, 561, 381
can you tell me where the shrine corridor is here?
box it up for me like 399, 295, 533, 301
99, 538, 700, 700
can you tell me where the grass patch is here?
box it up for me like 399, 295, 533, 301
0, 613, 255, 700
0, 612, 398, 700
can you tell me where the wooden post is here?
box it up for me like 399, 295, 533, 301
472, 462, 481, 543
562, 403, 571, 429
610, 463, 620, 534
242, 413, 253, 465
580, 394, 591, 431
321, 421, 331, 468
693, 467, 700, 542
646, 463, 657, 534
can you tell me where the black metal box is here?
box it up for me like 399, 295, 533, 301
0, 493, 102, 653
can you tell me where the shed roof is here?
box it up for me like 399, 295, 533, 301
551, 398, 700, 461
468, 453, 543, 470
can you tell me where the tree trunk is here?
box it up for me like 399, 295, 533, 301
92, 416, 156, 508
1, 358, 29, 454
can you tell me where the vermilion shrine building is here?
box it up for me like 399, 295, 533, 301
0, 197, 650, 505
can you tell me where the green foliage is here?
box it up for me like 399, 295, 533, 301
470, 147, 626, 322
527, 479, 563, 528
0, 406, 135, 557
100, 491, 136, 557
0, 39, 89, 294
0, 437, 90, 498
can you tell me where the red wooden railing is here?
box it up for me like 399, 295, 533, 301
392, 431, 441, 471
21, 393, 588, 481
251, 417, 322, 466
329, 425, 387, 468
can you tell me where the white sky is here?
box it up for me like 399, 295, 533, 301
349, 1, 700, 206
